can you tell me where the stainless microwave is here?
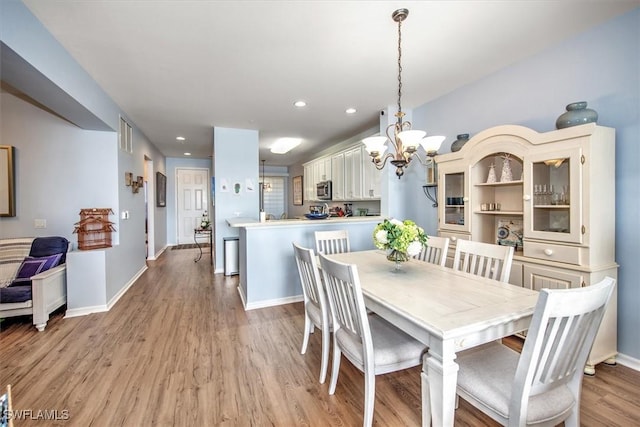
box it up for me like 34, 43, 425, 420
316, 181, 332, 200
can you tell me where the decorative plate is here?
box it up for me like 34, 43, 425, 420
497, 226, 510, 239
305, 213, 329, 220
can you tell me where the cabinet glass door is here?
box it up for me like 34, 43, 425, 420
524, 148, 582, 243
440, 171, 468, 231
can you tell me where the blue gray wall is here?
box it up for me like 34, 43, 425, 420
213, 127, 259, 272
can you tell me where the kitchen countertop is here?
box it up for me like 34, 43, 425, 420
226, 216, 384, 228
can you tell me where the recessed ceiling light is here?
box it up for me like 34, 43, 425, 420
346, 108, 357, 114
271, 137, 302, 154
293, 100, 307, 108
184, 152, 191, 156
176, 136, 186, 142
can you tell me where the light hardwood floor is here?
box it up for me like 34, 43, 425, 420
1, 247, 639, 426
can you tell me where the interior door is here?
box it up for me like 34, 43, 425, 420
177, 168, 209, 244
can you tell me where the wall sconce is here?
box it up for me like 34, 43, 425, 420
125, 172, 133, 187
422, 154, 438, 207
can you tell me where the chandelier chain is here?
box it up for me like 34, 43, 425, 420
397, 18, 403, 116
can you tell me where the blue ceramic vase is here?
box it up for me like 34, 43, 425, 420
450, 133, 469, 152
555, 102, 598, 129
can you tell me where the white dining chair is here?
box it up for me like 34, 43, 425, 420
318, 253, 427, 427
455, 276, 615, 427
415, 235, 450, 267
453, 239, 514, 283
314, 230, 350, 255
292, 242, 332, 384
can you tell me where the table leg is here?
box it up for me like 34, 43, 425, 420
424, 348, 458, 426
194, 231, 203, 262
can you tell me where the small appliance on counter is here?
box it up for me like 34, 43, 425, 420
343, 203, 353, 216
309, 205, 324, 214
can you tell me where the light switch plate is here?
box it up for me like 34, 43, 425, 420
34, 219, 47, 228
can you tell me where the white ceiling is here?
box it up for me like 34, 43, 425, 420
22, 1, 638, 166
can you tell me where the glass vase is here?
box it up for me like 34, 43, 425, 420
387, 249, 408, 272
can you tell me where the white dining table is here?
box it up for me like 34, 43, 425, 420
325, 250, 539, 427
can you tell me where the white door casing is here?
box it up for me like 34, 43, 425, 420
177, 168, 209, 244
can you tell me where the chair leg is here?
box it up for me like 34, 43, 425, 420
301, 314, 311, 354
563, 406, 580, 427
328, 339, 341, 395
363, 369, 376, 427
319, 326, 330, 384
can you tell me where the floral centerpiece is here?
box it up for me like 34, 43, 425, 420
200, 211, 211, 229
373, 219, 427, 266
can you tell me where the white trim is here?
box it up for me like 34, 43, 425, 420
148, 245, 168, 261
616, 353, 640, 372
64, 304, 108, 318
237, 286, 247, 308
243, 293, 304, 311
63, 265, 147, 318
107, 265, 147, 310
215, 267, 224, 274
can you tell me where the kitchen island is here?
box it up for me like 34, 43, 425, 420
228, 216, 382, 310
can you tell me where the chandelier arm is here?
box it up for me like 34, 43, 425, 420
372, 153, 395, 171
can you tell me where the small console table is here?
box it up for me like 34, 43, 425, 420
193, 228, 212, 264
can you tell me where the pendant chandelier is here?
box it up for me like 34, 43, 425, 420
362, 8, 445, 179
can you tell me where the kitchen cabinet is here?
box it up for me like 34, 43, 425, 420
435, 123, 617, 374
303, 163, 315, 202
304, 143, 381, 203
361, 146, 381, 199
331, 153, 345, 201
344, 147, 362, 200
303, 156, 332, 202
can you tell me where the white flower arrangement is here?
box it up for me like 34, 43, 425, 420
373, 218, 427, 258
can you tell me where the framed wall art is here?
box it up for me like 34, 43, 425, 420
293, 175, 303, 206
156, 172, 166, 207
0, 145, 16, 217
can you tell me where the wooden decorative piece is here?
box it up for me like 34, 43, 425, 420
0, 145, 15, 217
73, 208, 116, 250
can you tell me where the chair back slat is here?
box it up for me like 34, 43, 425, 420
415, 235, 449, 267
315, 230, 350, 255
453, 240, 514, 282
318, 253, 368, 343
292, 243, 324, 310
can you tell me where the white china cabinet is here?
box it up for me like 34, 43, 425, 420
435, 123, 617, 374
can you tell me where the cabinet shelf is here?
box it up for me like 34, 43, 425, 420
475, 180, 523, 187
474, 211, 523, 215
533, 205, 570, 209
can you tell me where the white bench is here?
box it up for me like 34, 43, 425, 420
0, 238, 67, 331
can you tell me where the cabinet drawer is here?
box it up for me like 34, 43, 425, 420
439, 231, 470, 268
524, 241, 580, 265
438, 231, 470, 247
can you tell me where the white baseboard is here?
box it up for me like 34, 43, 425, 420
64, 265, 147, 318
616, 352, 640, 372
147, 245, 168, 261
107, 264, 147, 310
237, 286, 247, 309
64, 304, 108, 318
243, 293, 304, 311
